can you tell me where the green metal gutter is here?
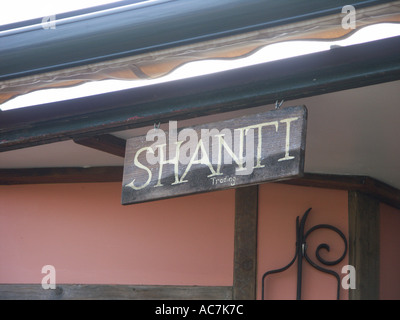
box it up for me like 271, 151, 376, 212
0, 0, 395, 80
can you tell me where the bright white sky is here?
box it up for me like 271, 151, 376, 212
0, 0, 122, 26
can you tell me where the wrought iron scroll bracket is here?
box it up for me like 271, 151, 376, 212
261, 208, 348, 300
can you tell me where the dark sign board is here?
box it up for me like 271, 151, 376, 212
122, 105, 307, 205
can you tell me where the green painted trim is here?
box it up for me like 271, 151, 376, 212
0, 0, 394, 80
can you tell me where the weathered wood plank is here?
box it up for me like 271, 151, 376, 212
121, 106, 307, 205
0, 284, 233, 300
348, 191, 380, 300
233, 185, 258, 300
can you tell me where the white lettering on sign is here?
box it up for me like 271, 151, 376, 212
126, 117, 298, 190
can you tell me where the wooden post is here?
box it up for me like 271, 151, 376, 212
348, 191, 380, 300
233, 185, 259, 300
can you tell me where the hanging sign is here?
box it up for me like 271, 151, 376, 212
122, 105, 307, 205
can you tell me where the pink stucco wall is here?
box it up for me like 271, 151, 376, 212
380, 203, 400, 299
4, 182, 398, 299
258, 184, 349, 300
0, 183, 234, 286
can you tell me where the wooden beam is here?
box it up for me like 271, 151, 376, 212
278, 173, 400, 210
1, 168, 400, 211
73, 134, 126, 157
348, 191, 380, 300
0, 284, 232, 300
0, 167, 123, 185
233, 185, 258, 300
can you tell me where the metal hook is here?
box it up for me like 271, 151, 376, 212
275, 100, 284, 110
